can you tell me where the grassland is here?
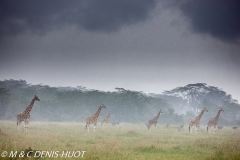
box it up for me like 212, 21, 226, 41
0, 121, 240, 160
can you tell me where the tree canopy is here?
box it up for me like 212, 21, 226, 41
0, 80, 239, 125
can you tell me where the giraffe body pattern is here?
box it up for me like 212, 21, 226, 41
146, 110, 163, 129
17, 95, 40, 133
207, 108, 224, 133
189, 108, 208, 133
101, 112, 111, 126
86, 104, 106, 132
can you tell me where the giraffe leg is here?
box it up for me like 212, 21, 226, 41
26, 119, 30, 133
24, 119, 29, 133
213, 125, 216, 134
208, 125, 211, 134
190, 125, 192, 133
86, 123, 90, 132
94, 125, 96, 133
189, 123, 193, 133
196, 124, 199, 131
207, 125, 212, 134
24, 120, 26, 133
210, 126, 213, 134
195, 124, 199, 134
17, 121, 21, 132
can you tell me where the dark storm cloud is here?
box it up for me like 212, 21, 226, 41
0, 0, 156, 38
180, 0, 240, 42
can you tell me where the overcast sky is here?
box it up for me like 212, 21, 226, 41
1, 0, 240, 102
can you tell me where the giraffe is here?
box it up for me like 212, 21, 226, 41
101, 112, 112, 126
112, 120, 119, 126
232, 127, 237, 130
17, 95, 40, 133
207, 108, 224, 133
86, 104, 106, 132
178, 124, 184, 131
146, 110, 163, 130
189, 108, 208, 133
165, 123, 169, 128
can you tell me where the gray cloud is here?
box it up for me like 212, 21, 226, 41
0, 0, 156, 38
180, 0, 240, 42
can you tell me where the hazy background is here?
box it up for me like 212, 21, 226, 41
1, 0, 240, 102
1, 80, 239, 125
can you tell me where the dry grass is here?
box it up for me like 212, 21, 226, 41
0, 121, 240, 160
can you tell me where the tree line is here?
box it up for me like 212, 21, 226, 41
0, 80, 239, 125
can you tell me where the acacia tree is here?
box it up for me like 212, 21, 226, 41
163, 83, 234, 114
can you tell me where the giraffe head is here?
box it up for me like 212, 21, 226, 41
100, 104, 106, 109
219, 108, 224, 112
203, 108, 208, 112
34, 95, 40, 101
159, 110, 163, 113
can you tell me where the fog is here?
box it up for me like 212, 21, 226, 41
1, 80, 239, 127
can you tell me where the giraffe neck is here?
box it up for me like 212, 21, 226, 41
23, 98, 36, 114
94, 107, 102, 119
214, 110, 222, 121
155, 111, 161, 119
196, 109, 205, 120
106, 113, 111, 119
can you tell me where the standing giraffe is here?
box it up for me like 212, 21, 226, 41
146, 110, 163, 129
86, 104, 106, 132
101, 112, 112, 126
207, 108, 224, 133
17, 95, 40, 133
189, 108, 208, 133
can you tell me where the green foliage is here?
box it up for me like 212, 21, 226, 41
0, 80, 239, 125
0, 80, 174, 123
163, 83, 238, 114
0, 88, 11, 118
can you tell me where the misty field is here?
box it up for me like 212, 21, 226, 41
0, 121, 240, 160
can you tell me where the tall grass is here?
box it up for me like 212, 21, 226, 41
0, 121, 239, 160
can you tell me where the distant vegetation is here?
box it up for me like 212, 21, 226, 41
0, 80, 239, 125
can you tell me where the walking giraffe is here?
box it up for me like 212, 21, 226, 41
17, 95, 40, 133
86, 104, 106, 132
146, 110, 163, 130
207, 108, 224, 134
189, 108, 208, 133
101, 112, 112, 126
